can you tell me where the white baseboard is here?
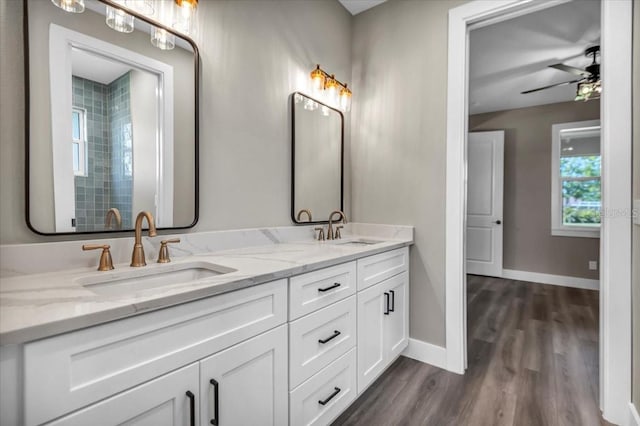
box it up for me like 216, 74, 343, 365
501, 269, 599, 291
402, 338, 447, 370
630, 403, 640, 426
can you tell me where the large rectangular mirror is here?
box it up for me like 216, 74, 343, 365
291, 92, 343, 224
25, 0, 198, 234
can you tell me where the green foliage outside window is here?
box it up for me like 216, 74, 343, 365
560, 155, 601, 225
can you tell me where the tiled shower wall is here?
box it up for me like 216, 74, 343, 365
72, 74, 133, 231
72, 76, 110, 231
108, 73, 133, 230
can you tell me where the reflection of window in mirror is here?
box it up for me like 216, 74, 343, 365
551, 120, 601, 238
71, 107, 87, 177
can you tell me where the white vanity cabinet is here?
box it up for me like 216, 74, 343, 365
46, 363, 200, 426
10, 245, 411, 426
356, 249, 409, 393
22, 279, 287, 426
199, 325, 288, 426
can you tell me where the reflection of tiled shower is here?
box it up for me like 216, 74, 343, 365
72, 73, 133, 231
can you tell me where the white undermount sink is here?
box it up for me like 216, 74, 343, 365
329, 238, 382, 246
77, 261, 236, 296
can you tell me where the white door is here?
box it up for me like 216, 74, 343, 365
199, 325, 288, 426
356, 282, 386, 393
48, 363, 199, 426
383, 272, 409, 360
466, 131, 504, 277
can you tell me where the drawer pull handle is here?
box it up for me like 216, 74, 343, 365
186, 391, 195, 426
318, 330, 341, 344
389, 290, 395, 312
384, 292, 390, 315
209, 379, 219, 425
318, 387, 341, 406
318, 282, 341, 292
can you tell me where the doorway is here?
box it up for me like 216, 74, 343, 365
445, 0, 632, 424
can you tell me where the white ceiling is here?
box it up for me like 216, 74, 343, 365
469, 1, 601, 115
72, 49, 132, 85
338, 0, 387, 15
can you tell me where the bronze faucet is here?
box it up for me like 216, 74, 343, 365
105, 208, 122, 230
327, 210, 348, 240
296, 209, 313, 222
131, 211, 157, 267
83, 244, 114, 271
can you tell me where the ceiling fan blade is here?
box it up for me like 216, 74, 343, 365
549, 63, 592, 78
521, 79, 583, 94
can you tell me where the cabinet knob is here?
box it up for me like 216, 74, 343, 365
185, 391, 195, 426
209, 379, 219, 425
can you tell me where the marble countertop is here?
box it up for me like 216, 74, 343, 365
0, 228, 412, 345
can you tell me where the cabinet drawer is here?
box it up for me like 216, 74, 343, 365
357, 247, 409, 291
290, 348, 357, 426
24, 279, 287, 426
46, 363, 199, 426
289, 262, 356, 320
289, 296, 356, 388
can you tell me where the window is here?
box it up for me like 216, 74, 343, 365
551, 120, 601, 238
72, 108, 87, 176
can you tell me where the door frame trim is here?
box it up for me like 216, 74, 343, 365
444, 1, 632, 423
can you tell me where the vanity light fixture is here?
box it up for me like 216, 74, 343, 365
51, 0, 85, 13
309, 65, 353, 113
106, 5, 135, 33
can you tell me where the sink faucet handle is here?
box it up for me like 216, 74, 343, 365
157, 238, 181, 263
82, 244, 115, 271
336, 226, 344, 239
314, 227, 326, 241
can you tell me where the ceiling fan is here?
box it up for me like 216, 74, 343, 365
521, 45, 601, 100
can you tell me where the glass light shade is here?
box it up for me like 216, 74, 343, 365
325, 76, 339, 106
174, 0, 197, 34
339, 86, 352, 112
151, 27, 176, 50
106, 6, 135, 33
125, 0, 154, 15
575, 81, 601, 102
310, 66, 325, 95
51, 0, 85, 13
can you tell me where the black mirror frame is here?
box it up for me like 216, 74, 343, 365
290, 91, 344, 225
23, 0, 199, 236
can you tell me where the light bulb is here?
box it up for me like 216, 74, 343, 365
339, 85, 352, 112
325, 76, 339, 106
51, 0, 85, 13
151, 27, 176, 50
106, 6, 135, 33
310, 65, 325, 96
174, 0, 197, 35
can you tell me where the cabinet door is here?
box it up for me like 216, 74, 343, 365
356, 282, 386, 394
383, 272, 409, 360
47, 364, 199, 426
200, 325, 288, 426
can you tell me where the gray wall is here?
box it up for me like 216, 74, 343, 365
0, 0, 352, 243
632, 0, 639, 410
469, 101, 600, 280
350, 0, 466, 345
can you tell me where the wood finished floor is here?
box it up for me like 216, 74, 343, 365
333, 275, 610, 426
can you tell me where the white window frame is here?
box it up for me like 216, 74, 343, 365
551, 119, 601, 238
72, 107, 87, 177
